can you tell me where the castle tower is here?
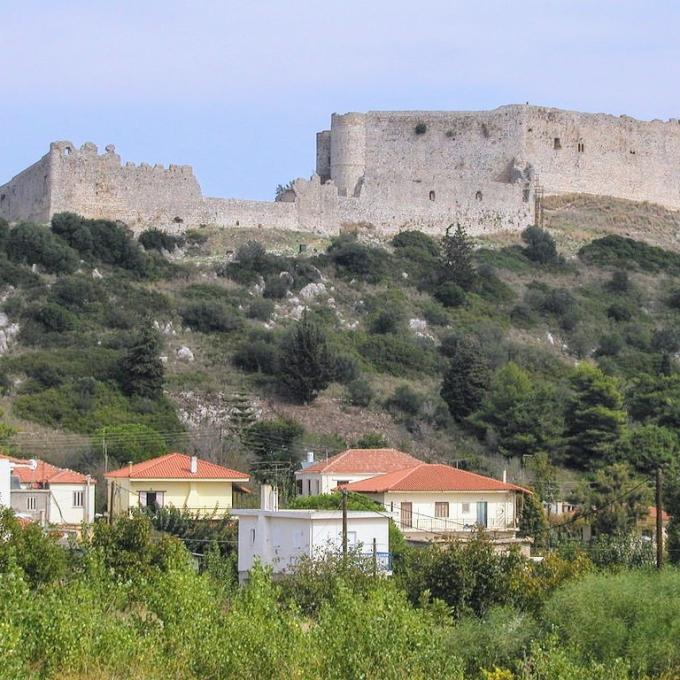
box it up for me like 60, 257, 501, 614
329, 113, 366, 197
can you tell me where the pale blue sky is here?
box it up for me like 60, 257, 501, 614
1, 1, 679, 199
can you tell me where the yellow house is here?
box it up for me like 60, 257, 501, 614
105, 453, 249, 517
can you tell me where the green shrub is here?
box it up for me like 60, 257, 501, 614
6, 222, 79, 274
414, 122, 427, 134
392, 230, 439, 257
596, 333, 624, 356
385, 384, 423, 416
263, 275, 290, 299
344, 377, 372, 406
246, 297, 275, 321
434, 281, 466, 307
29, 303, 78, 333
52, 274, 106, 311
668, 288, 680, 310
94, 423, 168, 465
608, 269, 631, 292
579, 234, 680, 273
521, 225, 561, 264
139, 228, 184, 252
327, 235, 391, 283
421, 299, 449, 326
368, 306, 405, 334
358, 333, 442, 377
180, 300, 242, 333
543, 570, 680, 677
232, 340, 280, 374
606, 302, 633, 321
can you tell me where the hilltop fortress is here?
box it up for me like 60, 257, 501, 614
2, 105, 680, 236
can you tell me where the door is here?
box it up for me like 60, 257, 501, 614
400, 502, 413, 529
476, 501, 488, 528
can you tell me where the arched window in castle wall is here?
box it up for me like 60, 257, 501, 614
475, 190, 483, 202
577, 141, 585, 153
429, 190, 436, 201
553, 137, 562, 150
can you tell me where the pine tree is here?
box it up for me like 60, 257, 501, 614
440, 223, 476, 291
120, 327, 164, 399
278, 313, 336, 403
564, 364, 627, 469
440, 338, 490, 421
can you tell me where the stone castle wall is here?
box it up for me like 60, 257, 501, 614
1, 105, 679, 238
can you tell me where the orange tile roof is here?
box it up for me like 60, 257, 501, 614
341, 463, 530, 494
105, 453, 249, 480
301, 448, 421, 474
0, 454, 92, 485
647, 506, 670, 522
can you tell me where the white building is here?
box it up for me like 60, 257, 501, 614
295, 448, 421, 496
0, 454, 95, 527
234, 487, 390, 581
342, 463, 532, 554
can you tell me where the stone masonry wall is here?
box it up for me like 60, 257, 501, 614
2, 104, 679, 239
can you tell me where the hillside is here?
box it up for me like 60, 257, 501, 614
1, 205, 680, 508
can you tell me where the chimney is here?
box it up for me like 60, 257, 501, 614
502, 469, 507, 483
128, 461, 133, 474
260, 484, 279, 511
190, 455, 198, 474
306, 451, 315, 464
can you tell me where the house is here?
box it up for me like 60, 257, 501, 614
105, 453, 249, 517
341, 462, 531, 553
295, 448, 421, 496
234, 486, 390, 581
0, 454, 95, 527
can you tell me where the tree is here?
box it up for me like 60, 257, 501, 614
564, 364, 627, 469
521, 225, 560, 264
619, 424, 678, 474
354, 432, 389, 449
573, 463, 651, 536
468, 363, 562, 458
518, 491, 549, 546
243, 417, 304, 483
440, 224, 476, 291
527, 452, 559, 505
440, 337, 490, 422
278, 314, 336, 403
94, 424, 167, 466
119, 327, 164, 399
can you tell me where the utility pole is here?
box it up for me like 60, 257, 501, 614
108, 481, 115, 526
656, 467, 663, 570
102, 432, 108, 473
341, 488, 348, 559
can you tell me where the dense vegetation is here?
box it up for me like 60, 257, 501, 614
2, 509, 680, 679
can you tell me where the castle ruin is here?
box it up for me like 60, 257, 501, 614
2, 104, 680, 236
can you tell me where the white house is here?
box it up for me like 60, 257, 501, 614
342, 463, 532, 553
0, 454, 95, 527
295, 448, 421, 496
234, 487, 390, 581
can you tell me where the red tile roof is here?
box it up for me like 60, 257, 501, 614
647, 506, 670, 522
301, 448, 421, 474
104, 453, 249, 480
0, 454, 92, 485
341, 463, 530, 494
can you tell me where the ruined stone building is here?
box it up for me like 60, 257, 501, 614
2, 105, 680, 236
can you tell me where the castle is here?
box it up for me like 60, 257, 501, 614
2, 105, 680, 236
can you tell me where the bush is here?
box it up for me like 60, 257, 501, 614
385, 384, 423, 416
521, 225, 560, 264
543, 570, 680, 677
180, 300, 242, 333
608, 270, 631, 292
606, 302, 633, 322
510, 303, 538, 328
345, 377, 373, 406
246, 298, 275, 321
596, 333, 624, 357
358, 333, 442, 377
94, 423, 168, 465
367, 307, 405, 334
6, 222, 79, 274
29, 303, 78, 333
327, 235, 391, 283
434, 281, 466, 307
414, 122, 427, 134
232, 340, 279, 374
139, 228, 184, 252
579, 234, 680, 274
263, 275, 290, 299
421, 299, 449, 326
392, 230, 439, 257
354, 432, 389, 448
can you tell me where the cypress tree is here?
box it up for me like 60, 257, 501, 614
120, 327, 164, 399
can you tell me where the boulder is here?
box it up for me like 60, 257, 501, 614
177, 346, 195, 362
299, 282, 327, 301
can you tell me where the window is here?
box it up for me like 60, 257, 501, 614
315, 480, 321, 494
296, 479, 303, 495
462, 502, 470, 513
26, 496, 37, 511
475, 190, 483, 201
435, 502, 449, 518
307, 479, 312, 495
577, 142, 585, 153
73, 491, 84, 508
250, 528, 256, 544
553, 137, 561, 150
336, 480, 350, 487
400, 502, 413, 529
139, 490, 164, 511
429, 190, 436, 201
